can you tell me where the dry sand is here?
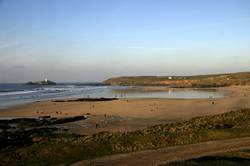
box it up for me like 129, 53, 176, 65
0, 86, 249, 134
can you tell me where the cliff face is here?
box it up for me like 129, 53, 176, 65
103, 72, 250, 87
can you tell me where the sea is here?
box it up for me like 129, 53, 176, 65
0, 83, 228, 108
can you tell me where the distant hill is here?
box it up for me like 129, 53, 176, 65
26, 79, 56, 85
103, 72, 250, 87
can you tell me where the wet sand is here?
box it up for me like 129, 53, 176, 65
0, 86, 249, 134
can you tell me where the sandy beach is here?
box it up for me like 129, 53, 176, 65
0, 86, 249, 134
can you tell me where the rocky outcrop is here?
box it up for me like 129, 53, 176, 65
26, 79, 56, 85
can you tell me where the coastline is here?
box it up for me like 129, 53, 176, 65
0, 86, 249, 134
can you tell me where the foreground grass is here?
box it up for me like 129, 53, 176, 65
166, 156, 250, 166
166, 150, 250, 166
0, 109, 250, 166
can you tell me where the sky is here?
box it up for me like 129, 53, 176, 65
0, 0, 250, 83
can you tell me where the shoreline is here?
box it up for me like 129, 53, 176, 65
0, 86, 249, 134
0, 86, 232, 110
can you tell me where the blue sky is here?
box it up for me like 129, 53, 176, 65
0, 0, 250, 82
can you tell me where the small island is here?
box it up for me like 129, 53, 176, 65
26, 78, 56, 85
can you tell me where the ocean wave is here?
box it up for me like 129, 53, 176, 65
0, 90, 36, 96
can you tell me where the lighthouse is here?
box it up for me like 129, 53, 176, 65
44, 78, 48, 83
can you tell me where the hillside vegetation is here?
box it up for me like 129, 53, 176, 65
104, 72, 250, 87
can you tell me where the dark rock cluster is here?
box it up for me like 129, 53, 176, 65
0, 115, 88, 152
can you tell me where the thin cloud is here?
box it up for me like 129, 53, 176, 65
0, 41, 19, 49
12, 65, 27, 69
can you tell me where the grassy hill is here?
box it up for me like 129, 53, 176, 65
103, 72, 250, 87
